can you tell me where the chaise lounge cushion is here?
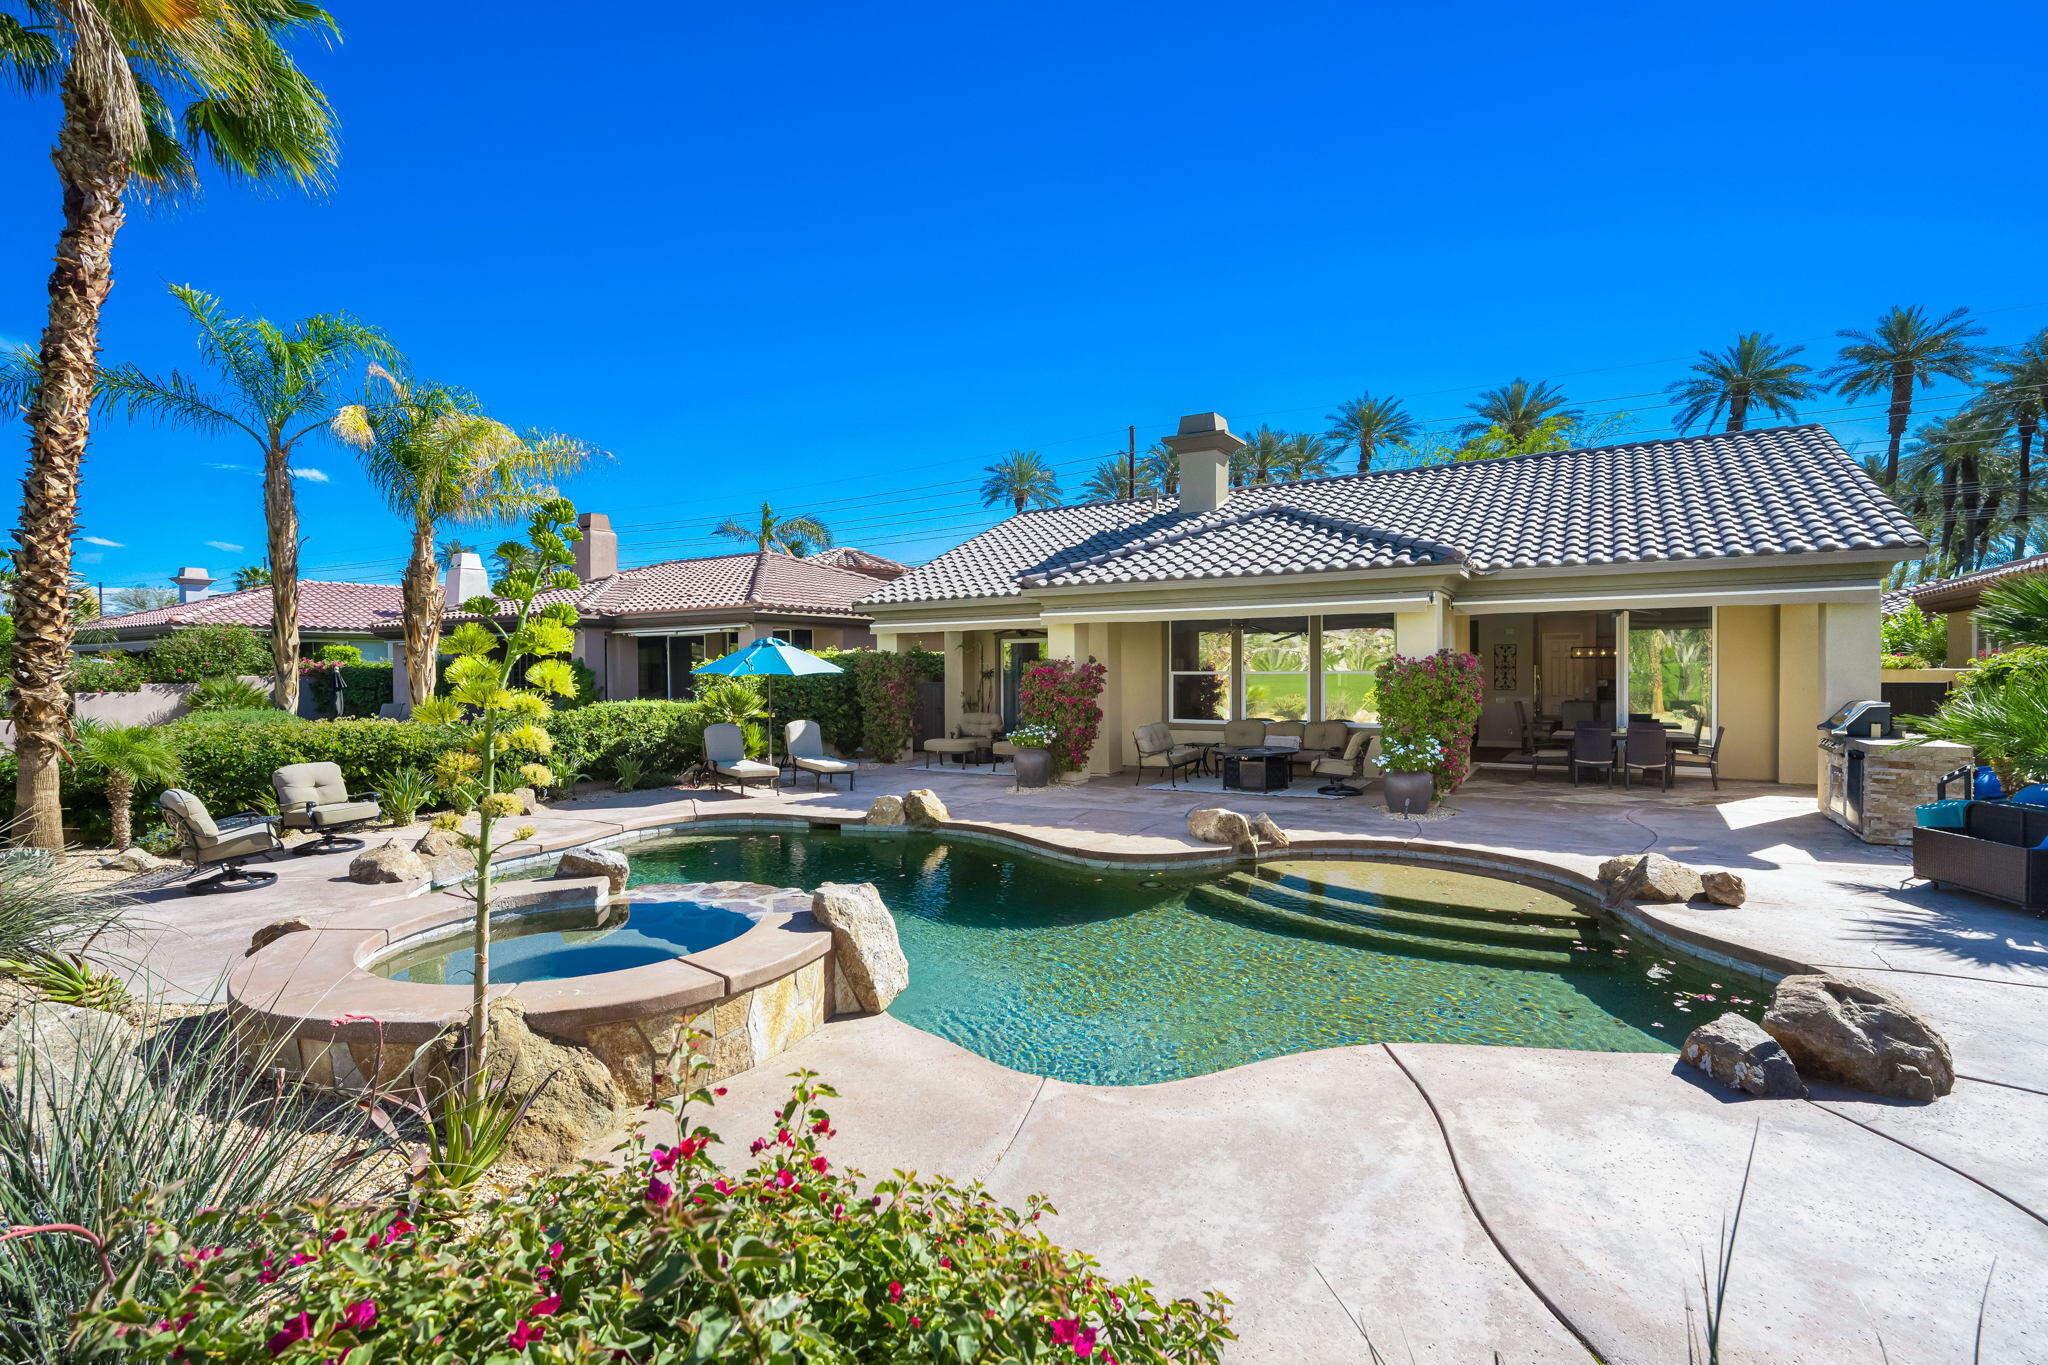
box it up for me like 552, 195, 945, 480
795, 755, 856, 775
716, 759, 780, 781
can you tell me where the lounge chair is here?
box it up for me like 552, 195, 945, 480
1569, 723, 1615, 786
1220, 718, 1266, 750
703, 723, 779, 795
923, 711, 1000, 768
1671, 726, 1726, 789
786, 720, 856, 791
1312, 730, 1375, 796
156, 788, 283, 894
1132, 722, 1203, 787
272, 761, 382, 854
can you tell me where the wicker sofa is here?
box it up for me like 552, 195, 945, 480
1913, 800, 2048, 915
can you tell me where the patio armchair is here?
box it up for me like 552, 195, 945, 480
703, 722, 780, 795
1220, 718, 1266, 750
1671, 726, 1725, 789
923, 711, 1000, 768
1568, 723, 1616, 786
785, 720, 857, 792
1669, 717, 1707, 753
156, 788, 283, 894
1619, 723, 1673, 790
271, 761, 382, 854
1298, 720, 1350, 768
1312, 729, 1375, 796
1132, 722, 1203, 787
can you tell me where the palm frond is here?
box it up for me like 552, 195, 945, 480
93, 362, 244, 436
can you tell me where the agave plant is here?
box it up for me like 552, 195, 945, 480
376, 765, 436, 827
185, 676, 272, 712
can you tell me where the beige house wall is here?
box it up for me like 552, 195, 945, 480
1945, 609, 1977, 667
1715, 605, 1779, 782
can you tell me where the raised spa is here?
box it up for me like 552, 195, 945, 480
542, 827, 1766, 1086
371, 897, 757, 985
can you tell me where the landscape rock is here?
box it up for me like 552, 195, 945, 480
556, 846, 630, 896
1699, 871, 1748, 907
349, 840, 429, 885
1188, 807, 1258, 854
811, 881, 910, 1012
902, 789, 950, 828
413, 826, 468, 861
1601, 853, 1704, 905
865, 794, 907, 827
1249, 813, 1291, 848
413, 997, 627, 1166
99, 847, 165, 873
1762, 974, 1955, 1101
248, 917, 314, 956
1680, 1012, 1806, 1098
0, 1003, 142, 1118
512, 786, 539, 814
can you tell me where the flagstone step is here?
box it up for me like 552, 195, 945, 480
1252, 859, 1594, 928
1188, 883, 1583, 972
1220, 872, 1588, 950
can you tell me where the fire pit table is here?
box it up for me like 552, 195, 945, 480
1221, 746, 1294, 794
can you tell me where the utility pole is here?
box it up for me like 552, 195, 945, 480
1126, 424, 1137, 498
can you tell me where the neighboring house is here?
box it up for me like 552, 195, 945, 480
861, 416, 1925, 788
1885, 552, 2048, 665
78, 574, 405, 660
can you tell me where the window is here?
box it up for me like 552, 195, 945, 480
1626, 608, 1713, 727
637, 637, 670, 699
1318, 614, 1395, 721
772, 628, 815, 650
1168, 620, 1231, 721
1240, 617, 1309, 719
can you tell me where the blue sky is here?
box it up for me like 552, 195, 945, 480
5, 1, 2046, 597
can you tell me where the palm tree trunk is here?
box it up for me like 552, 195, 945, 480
1727, 394, 1748, 433
404, 517, 443, 707
2017, 419, 2036, 560
1885, 367, 1914, 487
10, 74, 130, 850
106, 770, 132, 851
1938, 458, 1959, 564
1356, 438, 1373, 476
264, 442, 302, 714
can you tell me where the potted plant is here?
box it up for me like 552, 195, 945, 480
1007, 723, 1057, 788
1379, 735, 1443, 814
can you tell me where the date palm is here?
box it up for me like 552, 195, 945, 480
97, 286, 392, 715
712, 502, 833, 556
1138, 442, 1178, 497
230, 563, 271, 590
1824, 305, 1988, 488
1904, 414, 2010, 574
1461, 379, 1578, 440
1231, 425, 1289, 487
1667, 332, 1816, 433
1976, 330, 2048, 559
979, 450, 1060, 514
3, 0, 339, 849
1080, 458, 1157, 501
332, 369, 596, 707
72, 720, 179, 851
1325, 394, 1415, 473
1278, 432, 1336, 481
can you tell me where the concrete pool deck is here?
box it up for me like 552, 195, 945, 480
101, 765, 2048, 1361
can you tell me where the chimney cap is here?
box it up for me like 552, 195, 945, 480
170, 567, 214, 585
1162, 412, 1247, 458
1173, 412, 1231, 437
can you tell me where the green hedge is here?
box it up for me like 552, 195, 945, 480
541, 701, 699, 779
770, 647, 943, 756
143, 623, 271, 684
308, 662, 395, 718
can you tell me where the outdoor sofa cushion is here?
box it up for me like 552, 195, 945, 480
273, 762, 380, 830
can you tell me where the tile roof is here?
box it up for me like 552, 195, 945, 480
85, 582, 404, 634
806, 546, 913, 580
453, 550, 888, 622
1891, 551, 2048, 613
864, 425, 1925, 605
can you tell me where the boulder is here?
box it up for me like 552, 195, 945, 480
1188, 807, 1257, 854
413, 998, 627, 1167
865, 794, 906, 827
1700, 871, 1748, 907
349, 840, 429, 885
1601, 853, 1703, 905
1762, 974, 1955, 1101
902, 789, 950, 829
1249, 812, 1291, 848
812, 881, 910, 1013
248, 917, 314, 956
556, 846, 629, 896
1680, 1013, 1805, 1098
99, 847, 165, 873
512, 786, 540, 814
414, 826, 468, 860
0, 1003, 142, 1120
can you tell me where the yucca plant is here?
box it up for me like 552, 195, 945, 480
0, 840, 130, 964
70, 721, 181, 850
612, 754, 650, 792
375, 764, 435, 827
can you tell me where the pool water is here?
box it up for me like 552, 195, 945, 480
610, 829, 1768, 1086
372, 899, 756, 985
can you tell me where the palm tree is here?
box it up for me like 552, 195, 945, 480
231, 563, 271, 591
3, 1, 338, 850
439, 538, 478, 567
979, 450, 1060, 513
73, 721, 180, 851
1325, 394, 1416, 473
1903, 414, 2011, 574
711, 502, 833, 556
332, 370, 596, 707
1975, 576, 2048, 650
1976, 330, 2048, 559
1278, 432, 1336, 481
1824, 305, 1989, 487
96, 286, 390, 716
1231, 426, 1289, 487
1461, 379, 1578, 440
1137, 442, 1178, 496
1667, 333, 1817, 433
1080, 458, 1157, 502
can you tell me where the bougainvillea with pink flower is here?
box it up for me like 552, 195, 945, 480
78, 1072, 1232, 1363
852, 650, 924, 762
1374, 650, 1485, 798
1018, 656, 1109, 775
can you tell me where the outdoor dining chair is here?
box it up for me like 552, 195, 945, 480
704, 723, 780, 795
1671, 726, 1726, 789
1568, 723, 1616, 786
1557, 700, 1597, 739
1511, 701, 1570, 779
1620, 723, 1673, 790
785, 719, 857, 791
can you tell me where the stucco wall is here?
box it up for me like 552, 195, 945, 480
1715, 606, 1779, 782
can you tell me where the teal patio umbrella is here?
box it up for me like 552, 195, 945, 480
693, 636, 844, 766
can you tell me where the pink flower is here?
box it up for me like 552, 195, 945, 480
769, 1168, 797, 1191
266, 1311, 315, 1355
529, 1294, 561, 1318
508, 1319, 545, 1349
888, 1281, 904, 1303
810, 1156, 829, 1174
646, 1175, 673, 1206
547, 1241, 563, 1260
288, 1253, 315, 1267
651, 1145, 681, 1172
341, 1300, 377, 1331
713, 1178, 734, 1195
713, 1085, 727, 1095
1050, 1318, 1098, 1357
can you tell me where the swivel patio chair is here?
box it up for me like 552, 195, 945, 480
1132, 722, 1203, 787
1313, 729, 1375, 796
1671, 726, 1726, 789
786, 719, 857, 792
923, 711, 1000, 768
272, 761, 383, 854
156, 788, 283, 894
1619, 723, 1673, 790
1568, 723, 1616, 786
704, 723, 780, 795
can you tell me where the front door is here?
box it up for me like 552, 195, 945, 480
1001, 640, 1043, 728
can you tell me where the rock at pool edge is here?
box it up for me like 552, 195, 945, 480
1680, 1012, 1805, 1098
812, 881, 909, 1013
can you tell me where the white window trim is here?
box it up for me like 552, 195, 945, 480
1168, 616, 1396, 723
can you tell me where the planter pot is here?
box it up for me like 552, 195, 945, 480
1013, 748, 1053, 788
1383, 770, 1435, 815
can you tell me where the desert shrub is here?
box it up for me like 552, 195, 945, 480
65, 652, 146, 694
0, 847, 131, 964
81, 1073, 1233, 1364
1375, 651, 1486, 797
1879, 606, 1947, 668
1953, 643, 2048, 696
1018, 656, 1108, 774
540, 701, 697, 780
187, 676, 272, 711
142, 623, 271, 683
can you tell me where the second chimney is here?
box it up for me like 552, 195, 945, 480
1161, 412, 1246, 516
575, 511, 618, 581
171, 567, 215, 604
443, 552, 490, 608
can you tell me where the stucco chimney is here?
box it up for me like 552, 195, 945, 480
171, 567, 215, 604
575, 511, 618, 580
443, 552, 490, 607
1161, 412, 1246, 516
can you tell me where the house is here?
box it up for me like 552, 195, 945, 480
860, 415, 1926, 787
78, 574, 406, 660
1885, 551, 2048, 665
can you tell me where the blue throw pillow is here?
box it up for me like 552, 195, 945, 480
2012, 783, 2048, 808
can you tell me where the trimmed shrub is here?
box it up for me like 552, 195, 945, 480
315, 643, 363, 664
144, 623, 270, 683
1880, 606, 1946, 669
66, 652, 146, 694
187, 676, 272, 711
1375, 651, 1486, 797
853, 651, 921, 762
540, 701, 698, 780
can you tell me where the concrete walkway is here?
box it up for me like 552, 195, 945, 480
104, 765, 2048, 1361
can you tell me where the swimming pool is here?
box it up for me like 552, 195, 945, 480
603, 828, 1767, 1085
